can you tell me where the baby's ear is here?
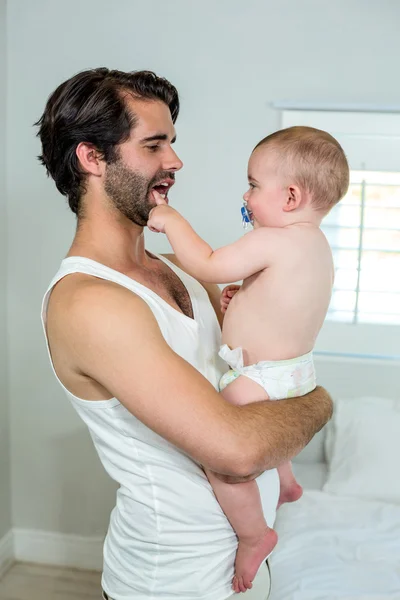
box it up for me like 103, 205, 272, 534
283, 185, 303, 212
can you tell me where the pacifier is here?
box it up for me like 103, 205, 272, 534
241, 200, 254, 231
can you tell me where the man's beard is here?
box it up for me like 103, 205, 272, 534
104, 158, 172, 226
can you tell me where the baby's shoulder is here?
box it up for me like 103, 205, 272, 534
282, 227, 333, 271
288, 224, 330, 247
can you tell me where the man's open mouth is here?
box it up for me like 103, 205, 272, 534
151, 179, 175, 202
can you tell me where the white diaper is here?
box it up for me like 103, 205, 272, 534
218, 344, 316, 399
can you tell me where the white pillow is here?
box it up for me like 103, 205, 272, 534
323, 396, 400, 505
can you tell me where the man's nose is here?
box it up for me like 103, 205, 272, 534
164, 147, 183, 172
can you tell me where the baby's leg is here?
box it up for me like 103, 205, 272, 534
205, 468, 277, 593
276, 461, 303, 509
208, 375, 278, 592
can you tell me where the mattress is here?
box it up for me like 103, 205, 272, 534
270, 489, 400, 599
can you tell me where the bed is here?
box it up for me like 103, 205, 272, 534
269, 396, 400, 599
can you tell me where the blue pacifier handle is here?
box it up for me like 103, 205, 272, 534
241, 202, 253, 229
241, 206, 251, 223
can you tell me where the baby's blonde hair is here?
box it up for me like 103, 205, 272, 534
254, 126, 350, 212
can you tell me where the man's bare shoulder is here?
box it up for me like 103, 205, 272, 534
48, 272, 156, 337
50, 272, 135, 307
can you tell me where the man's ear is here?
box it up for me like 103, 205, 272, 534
283, 184, 303, 212
76, 142, 105, 177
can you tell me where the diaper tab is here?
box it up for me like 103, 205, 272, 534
218, 344, 245, 370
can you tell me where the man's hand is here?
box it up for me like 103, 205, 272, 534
220, 284, 241, 314
148, 190, 181, 233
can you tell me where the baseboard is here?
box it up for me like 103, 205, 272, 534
13, 529, 103, 571
0, 530, 14, 579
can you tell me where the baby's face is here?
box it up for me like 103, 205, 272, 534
243, 147, 288, 228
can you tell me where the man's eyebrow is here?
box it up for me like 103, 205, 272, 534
140, 134, 177, 143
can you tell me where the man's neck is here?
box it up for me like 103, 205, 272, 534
67, 210, 152, 273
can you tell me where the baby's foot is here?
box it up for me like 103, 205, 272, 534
277, 481, 303, 508
232, 527, 278, 593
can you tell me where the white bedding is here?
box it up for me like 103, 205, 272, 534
269, 490, 400, 599
293, 462, 327, 491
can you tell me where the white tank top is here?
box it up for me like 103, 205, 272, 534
41, 255, 279, 600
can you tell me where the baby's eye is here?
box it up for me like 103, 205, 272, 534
249, 183, 255, 189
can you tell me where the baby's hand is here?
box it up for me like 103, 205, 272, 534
220, 284, 241, 314
148, 190, 178, 233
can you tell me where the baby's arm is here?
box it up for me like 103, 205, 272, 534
147, 192, 287, 283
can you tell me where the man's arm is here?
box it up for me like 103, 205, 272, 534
216, 386, 330, 483
148, 202, 288, 283
66, 279, 332, 478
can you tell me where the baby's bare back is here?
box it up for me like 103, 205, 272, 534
222, 227, 334, 365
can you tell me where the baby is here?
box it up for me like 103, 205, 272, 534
147, 126, 349, 593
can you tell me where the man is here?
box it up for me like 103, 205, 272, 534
37, 68, 332, 600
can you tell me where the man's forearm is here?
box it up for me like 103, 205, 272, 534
236, 386, 332, 477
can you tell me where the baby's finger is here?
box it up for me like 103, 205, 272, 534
222, 286, 231, 294
152, 189, 168, 205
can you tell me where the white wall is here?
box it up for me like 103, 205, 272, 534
7, 0, 400, 536
0, 0, 11, 541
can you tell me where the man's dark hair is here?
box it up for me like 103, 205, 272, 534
35, 68, 180, 216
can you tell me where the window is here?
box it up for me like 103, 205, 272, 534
323, 171, 400, 325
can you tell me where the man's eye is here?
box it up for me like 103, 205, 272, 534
148, 145, 160, 152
